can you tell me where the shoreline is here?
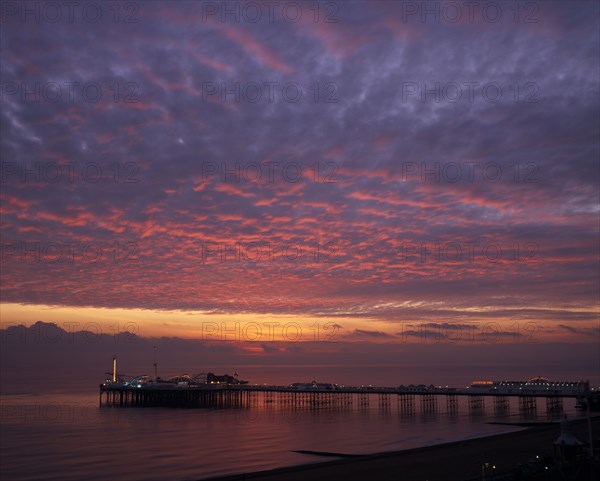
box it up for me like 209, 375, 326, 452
201, 416, 599, 481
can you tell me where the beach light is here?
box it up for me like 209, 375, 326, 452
481, 462, 495, 480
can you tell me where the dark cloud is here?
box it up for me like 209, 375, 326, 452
351, 329, 395, 339
558, 324, 578, 334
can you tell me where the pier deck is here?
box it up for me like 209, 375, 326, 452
99, 382, 595, 410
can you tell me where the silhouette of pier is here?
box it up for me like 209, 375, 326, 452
99, 359, 595, 413
99, 379, 593, 416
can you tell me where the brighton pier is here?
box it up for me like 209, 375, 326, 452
99, 360, 597, 415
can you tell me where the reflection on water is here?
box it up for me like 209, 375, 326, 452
0, 392, 581, 481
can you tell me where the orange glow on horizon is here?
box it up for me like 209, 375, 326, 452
1, 302, 598, 344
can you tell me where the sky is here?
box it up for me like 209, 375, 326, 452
0, 1, 599, 385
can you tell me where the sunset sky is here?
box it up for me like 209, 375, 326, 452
1, 0, 599, 373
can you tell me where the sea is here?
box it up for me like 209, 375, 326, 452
0, 374, 584, 481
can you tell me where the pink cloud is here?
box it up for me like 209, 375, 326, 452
220, 26, 294, 73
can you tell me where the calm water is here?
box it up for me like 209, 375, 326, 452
0, 390, 581, 481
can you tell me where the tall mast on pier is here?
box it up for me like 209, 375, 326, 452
153, 345, 158, 379
112, 355, 117, 382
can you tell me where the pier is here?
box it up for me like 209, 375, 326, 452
99, 358, 596, 412
100, 377, 595, 414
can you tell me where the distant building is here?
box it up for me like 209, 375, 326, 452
468, 378, 590, 395
206, 372, 248, 385
289, 380, 338, 390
